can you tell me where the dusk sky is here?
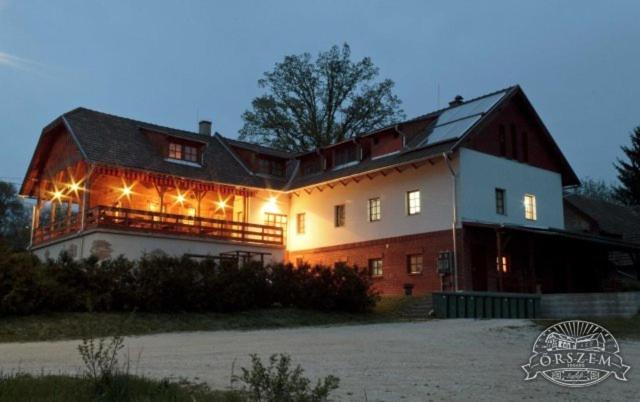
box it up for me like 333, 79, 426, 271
1, 1, 639, 188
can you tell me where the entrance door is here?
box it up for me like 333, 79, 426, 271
471, 245, 488, 291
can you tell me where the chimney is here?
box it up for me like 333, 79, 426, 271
198, 120, 212, 136
449, 95, 464, 107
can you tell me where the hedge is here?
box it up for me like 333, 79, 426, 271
0, 248, 378, 316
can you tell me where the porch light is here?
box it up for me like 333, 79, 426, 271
263, 195, 279, 213
51, 189, 64, 202
69, 182, 81, 192
121, 184, 133, 197
216, 199, 227, 210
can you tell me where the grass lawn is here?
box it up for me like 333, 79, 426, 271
0, 296, 422, 343
0, 373, 241, 402
533, 316, 640, 340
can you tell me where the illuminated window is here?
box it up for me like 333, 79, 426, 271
368, 258, 383, 277
334, 204, 345, 227
496, 255, 509, 273
296, 213, 306, 234
368, 198, 381, 222
265, 213, 287, 241
169, 143, 182, 159
407, 254, 423, 274
495, 188, 506, 215
524, 194, 537, 220
407, 190, 421, 215
184, 145, 198, 162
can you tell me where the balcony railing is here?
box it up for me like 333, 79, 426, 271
33, 205, 284, 246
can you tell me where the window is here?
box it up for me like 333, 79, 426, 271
168, 142, 200, 164
511, 124, 518, 160
296, 213, 306, 234
407, 254, 423, 274
496, 255, 509, 273
368, 258, 383, 277
495, 188, 506, 215
368, 198, 381, 222
334, 204, 345, 227
184, 145, 198, 162
499, 125, 506, 156
257, 158, 285, 177
334, 146, 357, 167
524, 194, 537, 220
169, 143, 182, 159
265, 213, 287, 241
522, 131, 529, 163
407, 190, 421, 215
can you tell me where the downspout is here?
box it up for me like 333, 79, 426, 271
29, 204, 36, 250
442, 152, 459, 292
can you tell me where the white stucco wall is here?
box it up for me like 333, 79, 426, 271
248, 189, 291, 226
31, 230, 284, 263
457, 148, 564, 229
287, 159, 456, 251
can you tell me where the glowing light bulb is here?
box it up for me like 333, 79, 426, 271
176, 193, 185, 204
51, 189, 64, 202
121, 185, 133, 197
217, 200, 227, 210
69, 182, 81, 192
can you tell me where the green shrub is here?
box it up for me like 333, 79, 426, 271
0, 249, 377, 316
234, 354, 339, 402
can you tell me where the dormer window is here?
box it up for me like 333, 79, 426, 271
167, 141, 201, 166
169, 143, 182, 159
184, 145, 198, 162
256, 157, 285, 177
333, 145, 357, 169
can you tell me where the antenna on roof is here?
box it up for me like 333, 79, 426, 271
436, 83, 441, 109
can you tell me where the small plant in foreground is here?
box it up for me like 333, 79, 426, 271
77, 334, 125, 391
233, 354, 339, 402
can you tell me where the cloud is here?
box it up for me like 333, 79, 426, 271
0, 51, 44, 73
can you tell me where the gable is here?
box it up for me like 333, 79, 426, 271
460, 90, 579, 186
20, 124, 86, 196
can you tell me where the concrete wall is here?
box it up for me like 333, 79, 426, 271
32, 229, 284, 263
458, 148, 565, 229
287, 158, 456, 251
540, 292, 640, 318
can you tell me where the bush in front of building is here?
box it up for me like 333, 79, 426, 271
0, 250, 378, 316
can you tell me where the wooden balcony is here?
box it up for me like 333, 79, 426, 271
33, 205, 284, 247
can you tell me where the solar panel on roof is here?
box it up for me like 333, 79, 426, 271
418, 91, 507, 147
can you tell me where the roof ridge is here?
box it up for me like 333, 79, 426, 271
65, 107, 201, 137
221, 136, 295, 155
404, 84, 519, 123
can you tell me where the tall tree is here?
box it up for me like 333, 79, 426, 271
614, 126, 640, 207
571, 177, 617, 203
240, 44, 405, 152
0, 181, 30, 250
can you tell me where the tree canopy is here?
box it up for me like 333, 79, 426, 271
572, 177, 617, 203
614, 126, 640, 207
240, 44, 405, 152
0, 181, 30, 250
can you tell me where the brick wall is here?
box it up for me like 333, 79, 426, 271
288, 229, 460, 295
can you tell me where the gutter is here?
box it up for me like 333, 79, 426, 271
442, 151, 459, 292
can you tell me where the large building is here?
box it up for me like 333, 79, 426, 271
20, 85, 640, 295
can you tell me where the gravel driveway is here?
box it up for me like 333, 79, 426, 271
1, 320, 638, 401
